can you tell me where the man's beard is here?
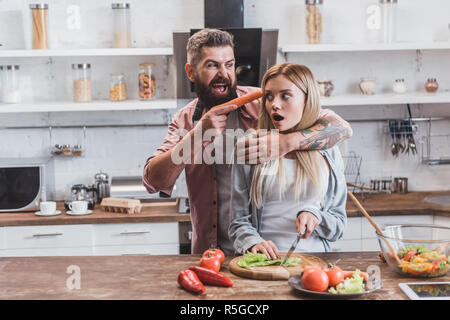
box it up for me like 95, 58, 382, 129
193, 74, 238, 110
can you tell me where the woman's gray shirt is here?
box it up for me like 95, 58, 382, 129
228, 147, 348, 254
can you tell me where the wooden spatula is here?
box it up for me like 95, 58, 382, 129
347, 189, 402, 265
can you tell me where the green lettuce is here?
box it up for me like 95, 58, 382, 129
237, 252, 301, 268
328, 269, 365, 294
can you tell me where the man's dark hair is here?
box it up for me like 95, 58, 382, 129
186, 28, 234, 67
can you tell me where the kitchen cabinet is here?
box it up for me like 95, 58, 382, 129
332, 214, 435, 252
0, 222, 179, 257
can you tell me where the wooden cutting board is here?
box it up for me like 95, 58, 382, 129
229, 253, 327, 280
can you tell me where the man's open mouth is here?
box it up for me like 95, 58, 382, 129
211, 83, 229, 95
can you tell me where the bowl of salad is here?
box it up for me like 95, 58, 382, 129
376, 224, 450, 278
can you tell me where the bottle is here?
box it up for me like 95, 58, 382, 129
380, 0, 397, 43
425, 78, 439, 93
109, 73, 127, 101
72, 63, 92, 102
1, 65, 21, 103
393, 79, 406, 94
305, 0, 323, 44
138, 63, 156, 100
30, 3, 49, 49
112, 3, 131, 48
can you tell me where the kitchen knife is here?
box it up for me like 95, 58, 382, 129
280, 233, 302, 266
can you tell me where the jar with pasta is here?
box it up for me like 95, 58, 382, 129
109, 73, 126, 101
30, 3, 49, 49
72, 63, 92, 103
305, 0, 323, 44
138, 63, 156, 100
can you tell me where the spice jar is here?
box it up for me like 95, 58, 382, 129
393, 79, 407, 94
112, 3, 131, 48
109, 74, 126, 101
72, 63, 92, 102
425, 78, 439, 93
1, 65, 21, 103
305, 0, 323, 44
51, 144, 62, 155
30, 3, 49, 49
380, 0, 397, 43
62, 144, 72, 156
72, 145, 83, 156
138, 63, 156, 100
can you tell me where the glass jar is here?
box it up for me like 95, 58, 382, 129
425, 78, 439, 93
138, 63, 156, 100
72, 145, 83, 156
305, 0, 323, 44
72, 63, 92, 102
112, 3, 131, 48
62, 144, 72, 156
393, 79, 407, 94
1, 65, 21, 103
109, 73, 127, 101
30, 3, 49, 49
380, 0, 397, 43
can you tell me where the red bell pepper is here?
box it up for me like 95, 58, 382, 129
177, 269, 206, 294
189, 266, 234, 287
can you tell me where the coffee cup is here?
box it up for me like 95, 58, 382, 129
69, 200, 88, 213
40, 201, 56, 214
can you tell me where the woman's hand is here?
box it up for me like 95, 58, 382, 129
251, 240, 280, 260
296, 211, 319, 239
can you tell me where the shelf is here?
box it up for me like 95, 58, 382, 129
321, 91, 450, 106
281, 42, 450, 53
0, 99, 177, 113
0, 48, 173, 58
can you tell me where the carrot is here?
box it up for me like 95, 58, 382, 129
343, 270, 369, 282
210, 90, 263, 114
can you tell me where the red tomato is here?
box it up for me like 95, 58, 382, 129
301, 268, 329, 292
403, 250, 417, 262
324, 265, 344, 287
199, 254, 221, 272
202, 248, 225, 264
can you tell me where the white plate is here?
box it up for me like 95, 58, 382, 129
66, 210, 93, 216
35, 210, 62, 216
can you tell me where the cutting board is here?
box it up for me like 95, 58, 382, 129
229, 253, 327, 280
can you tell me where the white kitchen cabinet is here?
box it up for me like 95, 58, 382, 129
331, 239, 362, 252
0, 222, 180, 257
434, 216, 450, 228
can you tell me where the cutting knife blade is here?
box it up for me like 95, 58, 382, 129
280, 233, 302, 266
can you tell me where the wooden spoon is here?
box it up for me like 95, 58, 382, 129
347, 189, 403, 265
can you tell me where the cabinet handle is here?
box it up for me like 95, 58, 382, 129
119, 231, 150, 235
32, 232, 63, 237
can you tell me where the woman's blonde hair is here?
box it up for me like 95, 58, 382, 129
250, 63, 328, 208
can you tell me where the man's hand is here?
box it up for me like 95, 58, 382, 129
194, 104, 237, 137
251, 240, 280, 260
236, 129, 291, 164
296, 211, 319, 239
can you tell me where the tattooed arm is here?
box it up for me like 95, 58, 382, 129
285, 109, 352, 151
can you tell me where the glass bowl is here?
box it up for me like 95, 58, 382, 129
376, 224, 450, 278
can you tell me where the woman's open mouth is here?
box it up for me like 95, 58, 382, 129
272, 113, 285, 123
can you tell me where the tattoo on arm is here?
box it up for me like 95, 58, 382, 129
299, 117, 352, 151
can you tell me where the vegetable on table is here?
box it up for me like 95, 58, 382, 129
301, 268, 329, 292
343, 270, 369, 282
237, 252, 301, 268
323, 264, 345, 287
177, 269, 205, 295
189, 266, 234, 287
200, 253, 221, 272
328, 269, 366, 294
202, 248, 225, 264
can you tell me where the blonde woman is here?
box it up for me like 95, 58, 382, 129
228, 63, 347, 259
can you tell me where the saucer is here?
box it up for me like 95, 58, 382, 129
66, 210, 92, 216
35, 210, 62, 216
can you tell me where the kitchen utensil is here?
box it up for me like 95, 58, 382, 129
100, 197, 142, 214
406, 104, 418, 155
66, 209, 93, 216
228, 253, 327, 280
39, 201, 56, 214
64, 184, 95, 211
35, 210, 61, 216
280, 233, 303, 266
376, 224, 450, 278
388, 120, 398, 156
94, 171, 110, 203
396, 120, 405, 153
392, 177, 408, 193
69, 200, 88, 213
288, 274, 382, 298
346, 190, 402, 265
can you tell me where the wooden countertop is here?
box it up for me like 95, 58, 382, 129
0, 191, 448, 227
346, 190, 450, 218
0, 201, 190, 227
0, 252, 447, 300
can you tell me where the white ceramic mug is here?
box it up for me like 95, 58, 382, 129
69, 200, 88, 213
359, 78, 377, 95
40, 201, 56, 214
